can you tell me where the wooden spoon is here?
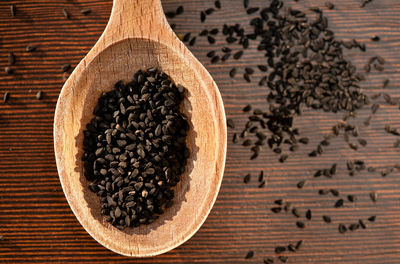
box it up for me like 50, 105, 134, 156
53, 0, 226, 257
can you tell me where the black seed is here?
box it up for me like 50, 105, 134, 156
80, 8, 91, 15
271, 207, 282, 213
207, 51, 216, 58
274, 199, 283, 205
369, 191, 377, 202
5, 67, 13, 75
258, 65, 268, 72
10, 4, 16, 17
245, 251, 254, 259
305, 209, 312, 220
243, 0, 249, 8
215, 0, 221, 9
358, 138, 367, 146
292, 208, 300, 218
383, 79, 390, 88
200, 11, 206, 22
334, 199, 344, 208
36, 91, 42, 100
232, 133, 239, 143
264, 258, 274, 264
368, 215, 376, 222
278, 256, 288, 263
258, 171, 264, 182
243, 139, 252, 146
244, 73, 251, 83
330, 189, 339, 197
243, 104, 251, 112
233, 51, 243, 59
62, 64, 71, 73
319, 189, 329, 195
347, 195, 356, 202
296, 221, 305, 229
208, 36, 216, 44
323, 215, 332, 223
244, 174, 251, 183
205, 8, 215, 15
275, 246, 286, 254
3, 92, 9, 103
245, 67, 254, 75
226, 36, 237, 43
229, 68, 237, 78
299, 138, 309, 144
349, 223, 360, 231
199, 29, 208, 36
297, 180, 306, 189
211, 56, 220, 63
183, 33, 191, 42
176, 6, 184, 15
247, 7, 259, 14
26, 45, 37, 52
288, 244, 296, 252
338, 224, 347, 234
8, 52, 15, 65
359, 219, 366, 229
258, 180, 266, 188
279, 154, 288, 163
222, 47, 232, 53
165, 11, 175, 18
227, 118, 235, 129
189, 37, 197, 46
295, 240, 303, 250
63, 9, 70, 19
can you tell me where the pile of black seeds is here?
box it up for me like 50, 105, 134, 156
82, 68, 189, 229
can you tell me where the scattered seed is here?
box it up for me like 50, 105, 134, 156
335, 199, 344, 208
297, 180, 306, 189
63, 9, 70, 19
8, 52, 15, 65
4, 67, 13, 75
338, 224, 347, 234
3, 92, 9, 103
245, 251, 254, 259
36, 91, 42, 100
368, 215, 376, 222
370, 191, 377, 202
244, 174, 251, 183
26, 45, 37, 52
323, 215, 332, 223
61, 64, 71, 73
278, 256, 288, 263
296, 221, 305, 229
80, 8, 91, 15
233, 50, 243, 60
305, 209, 312, 220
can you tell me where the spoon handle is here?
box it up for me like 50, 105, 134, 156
104, 0, 169, 41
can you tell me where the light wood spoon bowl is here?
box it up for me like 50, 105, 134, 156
53, 0, 226, 257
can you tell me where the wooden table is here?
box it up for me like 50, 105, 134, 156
1, 0, 400, 263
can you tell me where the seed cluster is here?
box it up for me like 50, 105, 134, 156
82, 68, 189, 229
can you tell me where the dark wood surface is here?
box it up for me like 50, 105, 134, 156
1, 0, 400, 263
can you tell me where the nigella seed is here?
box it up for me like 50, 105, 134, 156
226, 37, 237, 43
359, 219, 366, 229
215, 0, 221, 9
243, 173, 251, 183
271, 207, 282, 213
297, 180, 306, 189
200, 11, 206, 22
176, 6, 184, 15
80, 8, 91, 15
299, 138, 309, 144
211, 56, 220, 63
358, 139, 367, 146
371, 35, 380, 41
245, 250, 254, 259
288, 244, 296, 252
165, 11, 175, 18
383, 79, 390, 88
368, 215, 376, 222
244, 73, 251, 83
208, 36, 216, 44
247, 7, 259, 14
264, 258, 274, 264
295, 240, 303, 250
227, 119, 235, 129
207, 51, 216, 58
233, 51, 243, 59
338, 224, 347, 234
210, 28, 219, 35
334, 199, 344, 208
199, 29, 208, 36
274, 199, 283, 205
319, 189, 329, 195
243, 139, 252, 146
323, 215, 332, 223
347, 195, 356, 202
292, 208, 300, 218
296, 221, 305, 229
205, 8, 215, 15
370, 191, 377, 202
306, 209, 312, 220
26, 45, 37, 52
243, 104, 252, 112
183, 33, 191, 42
222, 47, 232, 53
349, 223, 360, 231
229, 68, 237, 78
257, 65, 268, 72
279, 154, 288, 163
245, 67, 254, 75
189, 37, 196, 46
258, 171, 264, 182
8, 52, 15, 65
275, 246, 286, 254
62, 64, 71, 73
330, 189, 339, 196
258, 180, 266, 188
3, 92, 9, 103
10, 4, 16, 17
243, 0, 249, 8
232, 133, 239, 143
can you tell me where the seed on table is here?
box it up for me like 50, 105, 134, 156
205, 8, 215, 15
264, 258, 274, 264
208, 36, 216, 44
183, 33, 191, 42
243, 0, 249, 8
245, 67, 254, 74
8, 52, 15, 65
295, 240, 303, 250
4, 67, 13, 75
245, 250, 254, 259
335, 199, 344, 208
26, 45, 37, 52
330, 189, 339, 196
176, 6, 184, 15
370, 191, 377, 202
306, 209, 312, 220
368, 215, 376, 222
258, 171, 264, 182
63, 8, 70, 19
227, 118, 235, 128
200, 11, 206, 22
296, 180, 306, 189
232, 133, 239, 143
359, 219, 366, 229
233, 50, 243, 59
211, 56, 220, 63
215, 0, 221, 9
257, 65, 268, 72
358, 138, 367, 146
80, 8, 91, 15
292, 208, 300, 218
36, 91, 42, 100
279, 154, 288, 163
347, 195, 356, 202
323, 215, 332, 223
242, 104, 251, 112
338, 224, 347, 234
258, 180, 266, 188
274, 199, 283, 205
349, 223, 360, 231
199, 29, 208, 36
189, 37, 196, 46
296, 221, 305, 229
210, 28, 219, 35
271, 207, 282, 213
10, 4, 16, 17
61, 64, 71, 73
319, 189, 329, 195
3, 92, 9, 103
383, 79, 390, 88
275, 246, 286, 254
244, 73, 251, 83
243, 173, 251, 183
222, 47, 232, 53
207, 51, 216, 58
247, 7, 259, 14
229, 68, 237, 78
243, 139, 252, 146
278, 256, 288, 263
371, 35, 380, 41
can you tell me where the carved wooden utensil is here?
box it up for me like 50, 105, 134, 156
54, 0, 226, 257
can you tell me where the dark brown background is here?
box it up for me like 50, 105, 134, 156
1, 0, 400, 263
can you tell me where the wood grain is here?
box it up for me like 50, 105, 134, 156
1, 0, 400, 263
54, 0, 226, 257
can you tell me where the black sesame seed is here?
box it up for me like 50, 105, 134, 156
165, 11, 176, 18
278, 256, 288, 263
208, 36, 216, 44
368, 215, 376, 222
243, 0, 249, 8
244, 73, 251, 83
359, 219, 366, 229
369, 191, 377, 202
305, 209, 312, 220
245, 251, 254, 259
244, 173, 251, 183
338, 224, 347, 234
205, 8, 215, 15
176, 6, 184, 15
297, 180, 306, 189
275, 246, 286, 254
80, 8, 91, 15
274, 199, 283, 205
258, 171, 264, 182
215, 0, 221, 9
295, 240, 303, 249
323, 215, 332, 223
207, 51, 216, 58
296, 221, 305, 229
247, 7, 260, 14
334, 199, 344, 208
183, 33, 191, 42
347, 195, 356, 202
229, 68, 237, 78
349, 223, 360, 231
210, 28, 219, 35
200, 11, 206, 22
258, 180, 266, 188
189, 37, 197, 46
211, 56, 220, 63
233, 50, 243, 59
227, 118, 235, 129
271, 207, 282, 213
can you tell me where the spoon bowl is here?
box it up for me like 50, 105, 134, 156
54, 0, 226, 257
